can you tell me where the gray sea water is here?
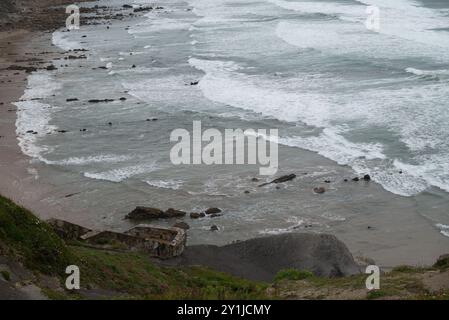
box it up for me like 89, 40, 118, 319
14, 0, 449, 256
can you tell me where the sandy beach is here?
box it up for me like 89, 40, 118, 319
1, 0, 448, 271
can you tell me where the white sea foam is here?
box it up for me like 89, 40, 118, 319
188, 55, 449, 196
436, 224, 449, 238
259, 217, 305, 235
145, 179, 184, 190
52, 31, 84, 51
43, 154, 132, 166
14, 72, 62, 160
83, 162, 158, 182
405, 67, 449, 79
129, 17, 191, 34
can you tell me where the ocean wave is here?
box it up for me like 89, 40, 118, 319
405, 67, 449, 79
129, 17, 191, 34
84, 162, 158, 182
436, 223, 449, 238
52, 31, 85, 51
258, 217, 305, 235
145, 179, 184, 190
14, 72, 62, 160
43, 154, 133, 166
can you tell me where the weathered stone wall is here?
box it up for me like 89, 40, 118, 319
47, 219, 186, 259
47, 218, 92, 240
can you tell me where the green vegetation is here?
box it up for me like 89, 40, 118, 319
0, 194, 74, 275
0, 194, 268, 300
275, 269, 314, 282
0, 270, 10, 281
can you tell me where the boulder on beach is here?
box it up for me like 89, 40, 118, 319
163, 233, 361, 282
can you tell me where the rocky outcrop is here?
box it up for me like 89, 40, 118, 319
125, 207, 186, 220
163, 233, 361, 282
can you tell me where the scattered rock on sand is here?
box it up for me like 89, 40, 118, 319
313, 187, 326, 194
205, 208, 221, 215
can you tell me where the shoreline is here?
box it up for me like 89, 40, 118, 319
1, 0, 448, 270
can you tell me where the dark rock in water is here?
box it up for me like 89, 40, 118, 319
244, 190, 250, 194
164, 233, 361, 282
88, 99, 114, 103
164, 208, 187, 218
133, 6, 153, 13
210, 225, 219, 231
131, 64, 136, 68
205, 208, 221, 215
66, 98, 78, 102
125, 207, 164, 220
123, 4, 133, 9
324, 180, 331, 183
352, 177, 360, 182
190, 212, 202, 219
46, 64, 57, 71
173, 222, 190, 230
363, 174, 371, 181
190, 80, 199, 86
399, 170, 403, 174
251, 177, 259, 182
313, 187, 326, 194
344, 179, 348, 182
258, 174, 296, 187
119, 97, 127, 101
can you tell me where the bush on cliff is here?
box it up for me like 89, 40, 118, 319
0, 194, 74, 275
